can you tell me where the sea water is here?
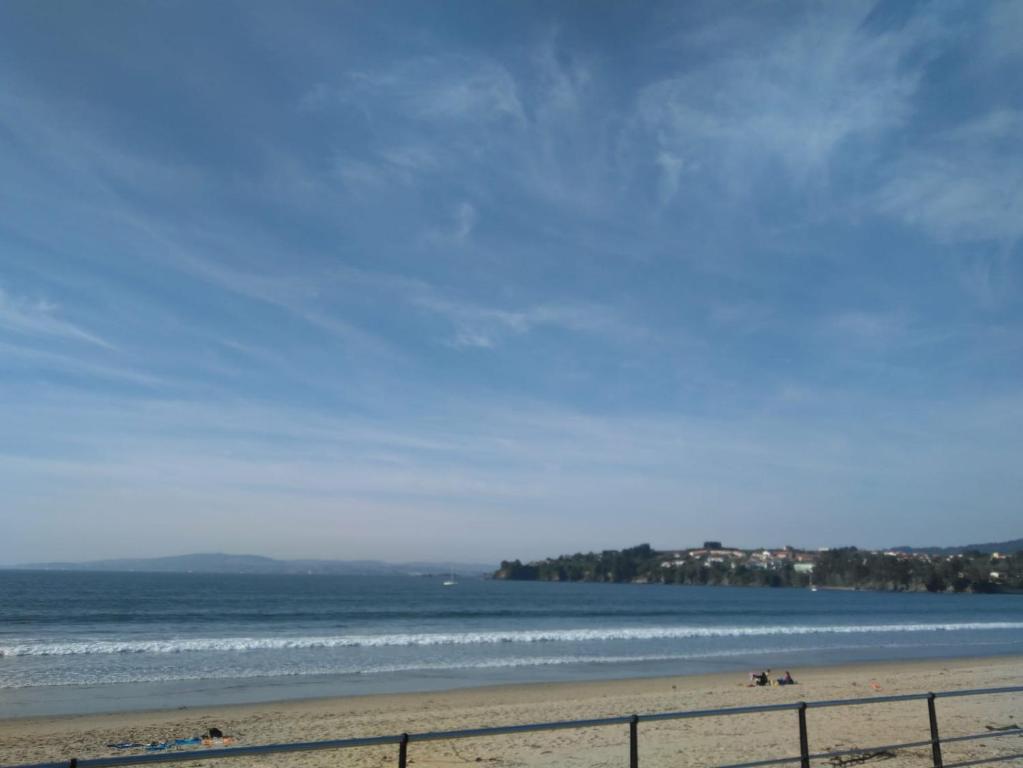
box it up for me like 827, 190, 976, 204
1, 571, 1021, 716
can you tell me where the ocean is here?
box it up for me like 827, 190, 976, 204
1, 571, 1021, 717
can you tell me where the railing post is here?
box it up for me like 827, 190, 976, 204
797, 702, 810, 768
629, 714, 639, 768
398, 733, 409, 768
927, 693, 943, 768
68, 760, 77, 768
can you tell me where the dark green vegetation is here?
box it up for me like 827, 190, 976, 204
495, 544, 1023, 593
812, 548, 1023, 592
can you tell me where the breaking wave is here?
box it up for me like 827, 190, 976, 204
4, 622, 1022, 657
1, 641, 996, 689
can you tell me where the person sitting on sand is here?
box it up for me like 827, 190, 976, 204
756, 671, 769, 686
781, 671, 794, 685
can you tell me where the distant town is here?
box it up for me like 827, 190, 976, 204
494, 541, 1023, 593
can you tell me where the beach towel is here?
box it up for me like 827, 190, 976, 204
201, 736, 237, 747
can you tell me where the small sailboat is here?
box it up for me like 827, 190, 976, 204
442, 566, 457, 587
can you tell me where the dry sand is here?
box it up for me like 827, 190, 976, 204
2, 656, 1021, 767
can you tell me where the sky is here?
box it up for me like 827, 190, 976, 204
1, 1, 1022, 565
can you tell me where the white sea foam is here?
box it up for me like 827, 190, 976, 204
0, 650, 750, 687
3, 622, 1022, 657
0, 641, 978, 689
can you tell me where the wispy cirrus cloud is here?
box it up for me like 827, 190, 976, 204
332, 145, 441, 190
3, 1, 1023, 564
424, 201, 477, 247
0, 342, 165, 387
316, 37, 611, 218
348, 57, 525, 124
415, 294, 643, 350
634, 4, 935, 200
0, 286, 113, 349
878, 109, 1023, 245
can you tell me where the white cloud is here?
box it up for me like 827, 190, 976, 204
416, 294, 641, 350
379, 145, 439, 174
0, 286, 112, 349
452, 201, 476, 241
332, 156, 388, 188
425, 200, 477, 246
878, 109, 1023, 244
826, 310, 908, 345
981, 0, 1023, 65
634, 5, 932, 193
332, 145, 441, 190
0, 342, 163, 386
531, 30, 592, 116
656, 151, 685, 204
832, 310, 899, 336
351, 57, 524, 124
331, 40, 613, 217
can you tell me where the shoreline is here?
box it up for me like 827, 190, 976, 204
2, 653, 1019, 724
3, 646, 1022, 723
2, 655, 1021, 767
497, 578, 1023, 595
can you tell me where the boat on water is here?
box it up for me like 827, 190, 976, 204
442, 567, 457, 587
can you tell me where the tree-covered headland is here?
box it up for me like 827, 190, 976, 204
494, 543, 1023, 593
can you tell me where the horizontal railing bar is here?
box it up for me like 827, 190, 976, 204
809, 738, 935, 759
4, 735, 403, 768
940, 729, 1023, 746
943, 753, 1023, 768
4, 684, 1022, 768
804, 684, 1023, 710
407, 714, 633, 742
723, 728, 1023, 768
935, 686, 1023, 699
714, 754, 804, 768
793, 726, 1023, 765
644, 702, 801, 721
717, 736, 958, 768
803, 692, 930, 708
647, 684, 1023, 721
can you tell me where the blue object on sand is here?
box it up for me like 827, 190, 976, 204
174, 737, 202, 745
106, 742, 143, 749
145, 742, 171, 751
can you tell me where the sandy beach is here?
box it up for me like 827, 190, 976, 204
2, 656, 1021, 767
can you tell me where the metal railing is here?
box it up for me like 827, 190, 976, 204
5, 685, 1021, 768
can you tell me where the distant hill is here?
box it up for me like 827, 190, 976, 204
8, 552, 495, 576
889, 538, 1023, 556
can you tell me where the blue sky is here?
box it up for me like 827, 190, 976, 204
2, 1, 1022, 564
